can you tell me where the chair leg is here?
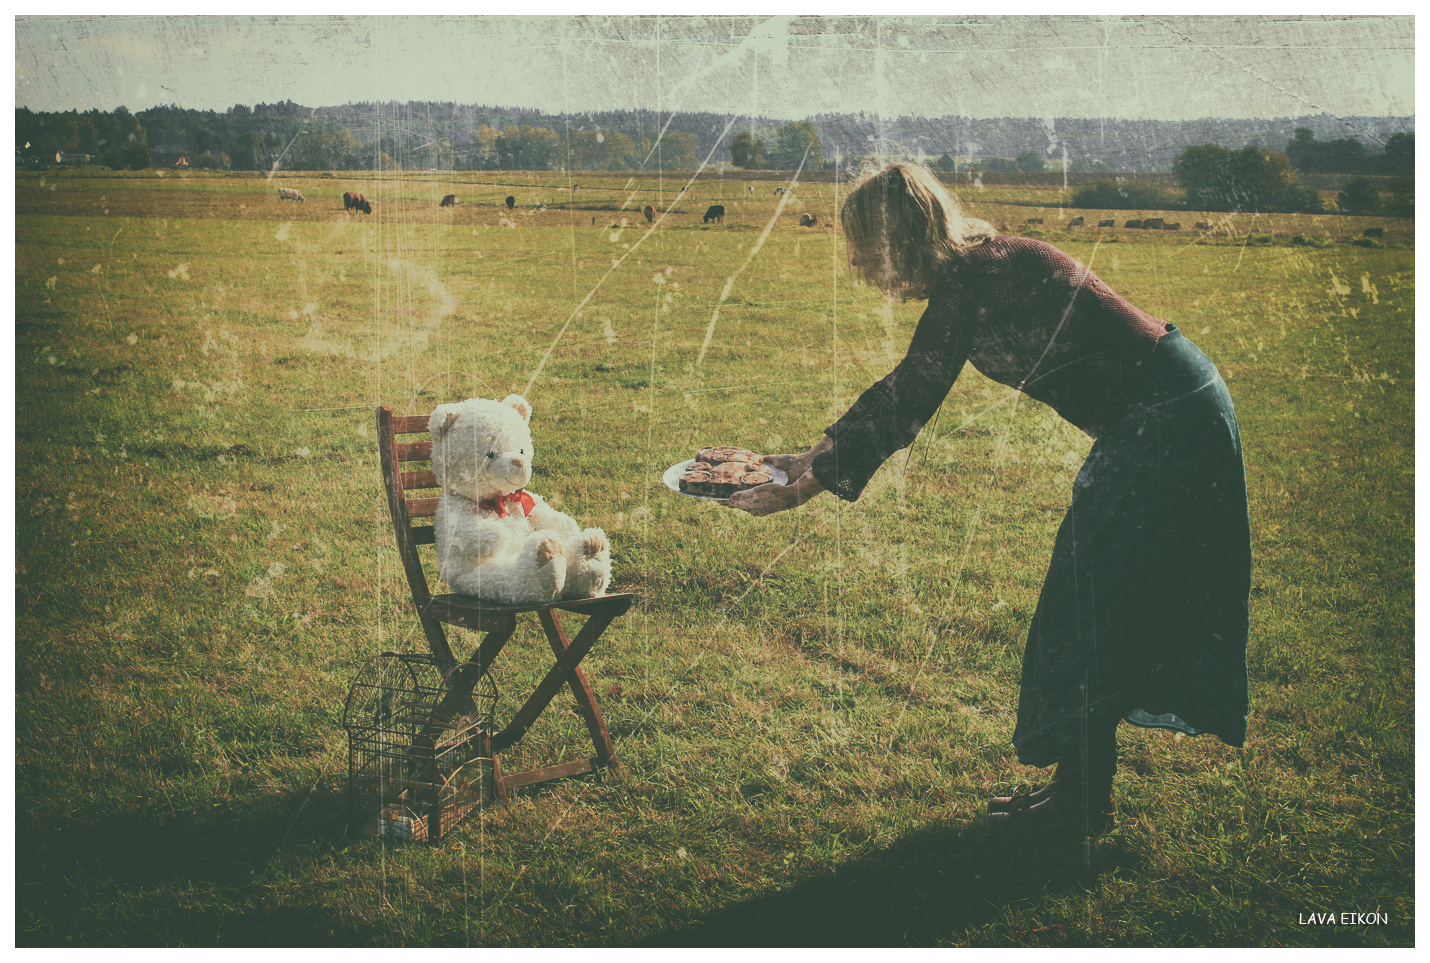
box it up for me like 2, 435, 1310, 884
537, 608, 620, 772
490, 607, 620, 754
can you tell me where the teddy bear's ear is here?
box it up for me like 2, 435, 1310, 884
429, 404, 460, 438
501, 394, 532, 424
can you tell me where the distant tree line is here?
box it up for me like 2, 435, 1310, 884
1286, 128, 1414, 176
729, 122, 825, 170
17, 102, 727, 173
15, 106, 152, 170
1070, 133, 1414, 217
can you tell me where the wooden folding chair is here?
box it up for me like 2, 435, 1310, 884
377, 405, 634, 804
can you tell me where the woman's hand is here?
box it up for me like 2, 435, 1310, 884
762, 436, 833, 483
727, 466, 826, 516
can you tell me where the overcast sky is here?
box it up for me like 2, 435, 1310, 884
14, 15, 1415, 122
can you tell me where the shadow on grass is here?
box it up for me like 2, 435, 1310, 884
18, 783, 1140, 947
639, 818, 1143, 948
15, 783, 389, 947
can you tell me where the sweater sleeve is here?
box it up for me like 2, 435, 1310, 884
811, 282, 972, 502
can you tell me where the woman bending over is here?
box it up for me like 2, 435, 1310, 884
730, 163, 1250, 836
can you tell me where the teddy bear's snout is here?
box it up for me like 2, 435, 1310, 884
496, 454, 530, 488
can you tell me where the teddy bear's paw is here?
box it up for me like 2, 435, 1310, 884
535, 535, 562, 568
581, 528, 609, 558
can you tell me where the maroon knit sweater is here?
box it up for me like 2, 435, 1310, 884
813, 235, 1170, 502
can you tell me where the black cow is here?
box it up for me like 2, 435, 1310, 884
1163, 222, 1181, 231
1194, 221, 1212, 230
643, 205, 655, 224
440, 194, 457, 207
1363, 227, 1384, 237
799, 213, 817, 227
1026, 217, 1044, 225
703, 205, 725, 224
1142, 217, 1164, 230
505, 195, 515, 210
1068, 215, 1085, 228
1125, 219, 1143, 229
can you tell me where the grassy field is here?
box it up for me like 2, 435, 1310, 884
14, 168, 1414, 947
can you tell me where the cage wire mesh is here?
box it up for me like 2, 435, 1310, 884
342, 652, 498, 843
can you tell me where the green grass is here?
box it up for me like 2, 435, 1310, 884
14, 170, 1414, 946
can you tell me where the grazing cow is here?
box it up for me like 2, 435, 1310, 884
1363, 227, 1384, 237
440, 194, 457, 207
277, 187, 305, 204
1195, 221, 1212, 230
348, 192, 372, 215
748, 186, 754, 194
1068, 216, 1085, 227
1124, 219, 1143, 229
703, 205, 725, 224
505, 195, 515, 210
799, 213, 817, 227
1098, 219, 1115, 227
1164, 222, 1181, 231
643, 205, 655, 224
1025, 217, 1044, 225
1142, 217, 1164, 230
774, 187, 785, 196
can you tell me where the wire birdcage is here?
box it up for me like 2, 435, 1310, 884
342, 652, 498, 843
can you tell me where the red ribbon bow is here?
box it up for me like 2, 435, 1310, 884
479, 490, 536, 518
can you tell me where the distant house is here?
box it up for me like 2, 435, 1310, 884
57, 152, 92, 166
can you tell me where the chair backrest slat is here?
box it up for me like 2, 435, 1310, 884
401, 469, 438, 491
378, 405, 456, 662
406, 496, 440, 518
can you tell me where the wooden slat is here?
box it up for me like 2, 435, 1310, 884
423, 595, 520, 633
397, 440, 432, 462
401, 469, 438, 491
406, 496, 440, 518
391, 414, 431, 433
500, 757, 597, 792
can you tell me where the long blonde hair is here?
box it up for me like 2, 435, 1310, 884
840, 162, 996, 300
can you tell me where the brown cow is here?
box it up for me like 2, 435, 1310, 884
350, 192, 372, 215
644, 205, 654, 223
1098, 219, 1115, 227
1068, 215, 1085, 227
343, 191, 356, 210
1142, 217, 1164, 230
440, 194, 457, 207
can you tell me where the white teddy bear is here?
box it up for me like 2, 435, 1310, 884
428, 394, 611, 605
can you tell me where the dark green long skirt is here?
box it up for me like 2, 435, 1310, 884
1012, 326, 1251, 772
